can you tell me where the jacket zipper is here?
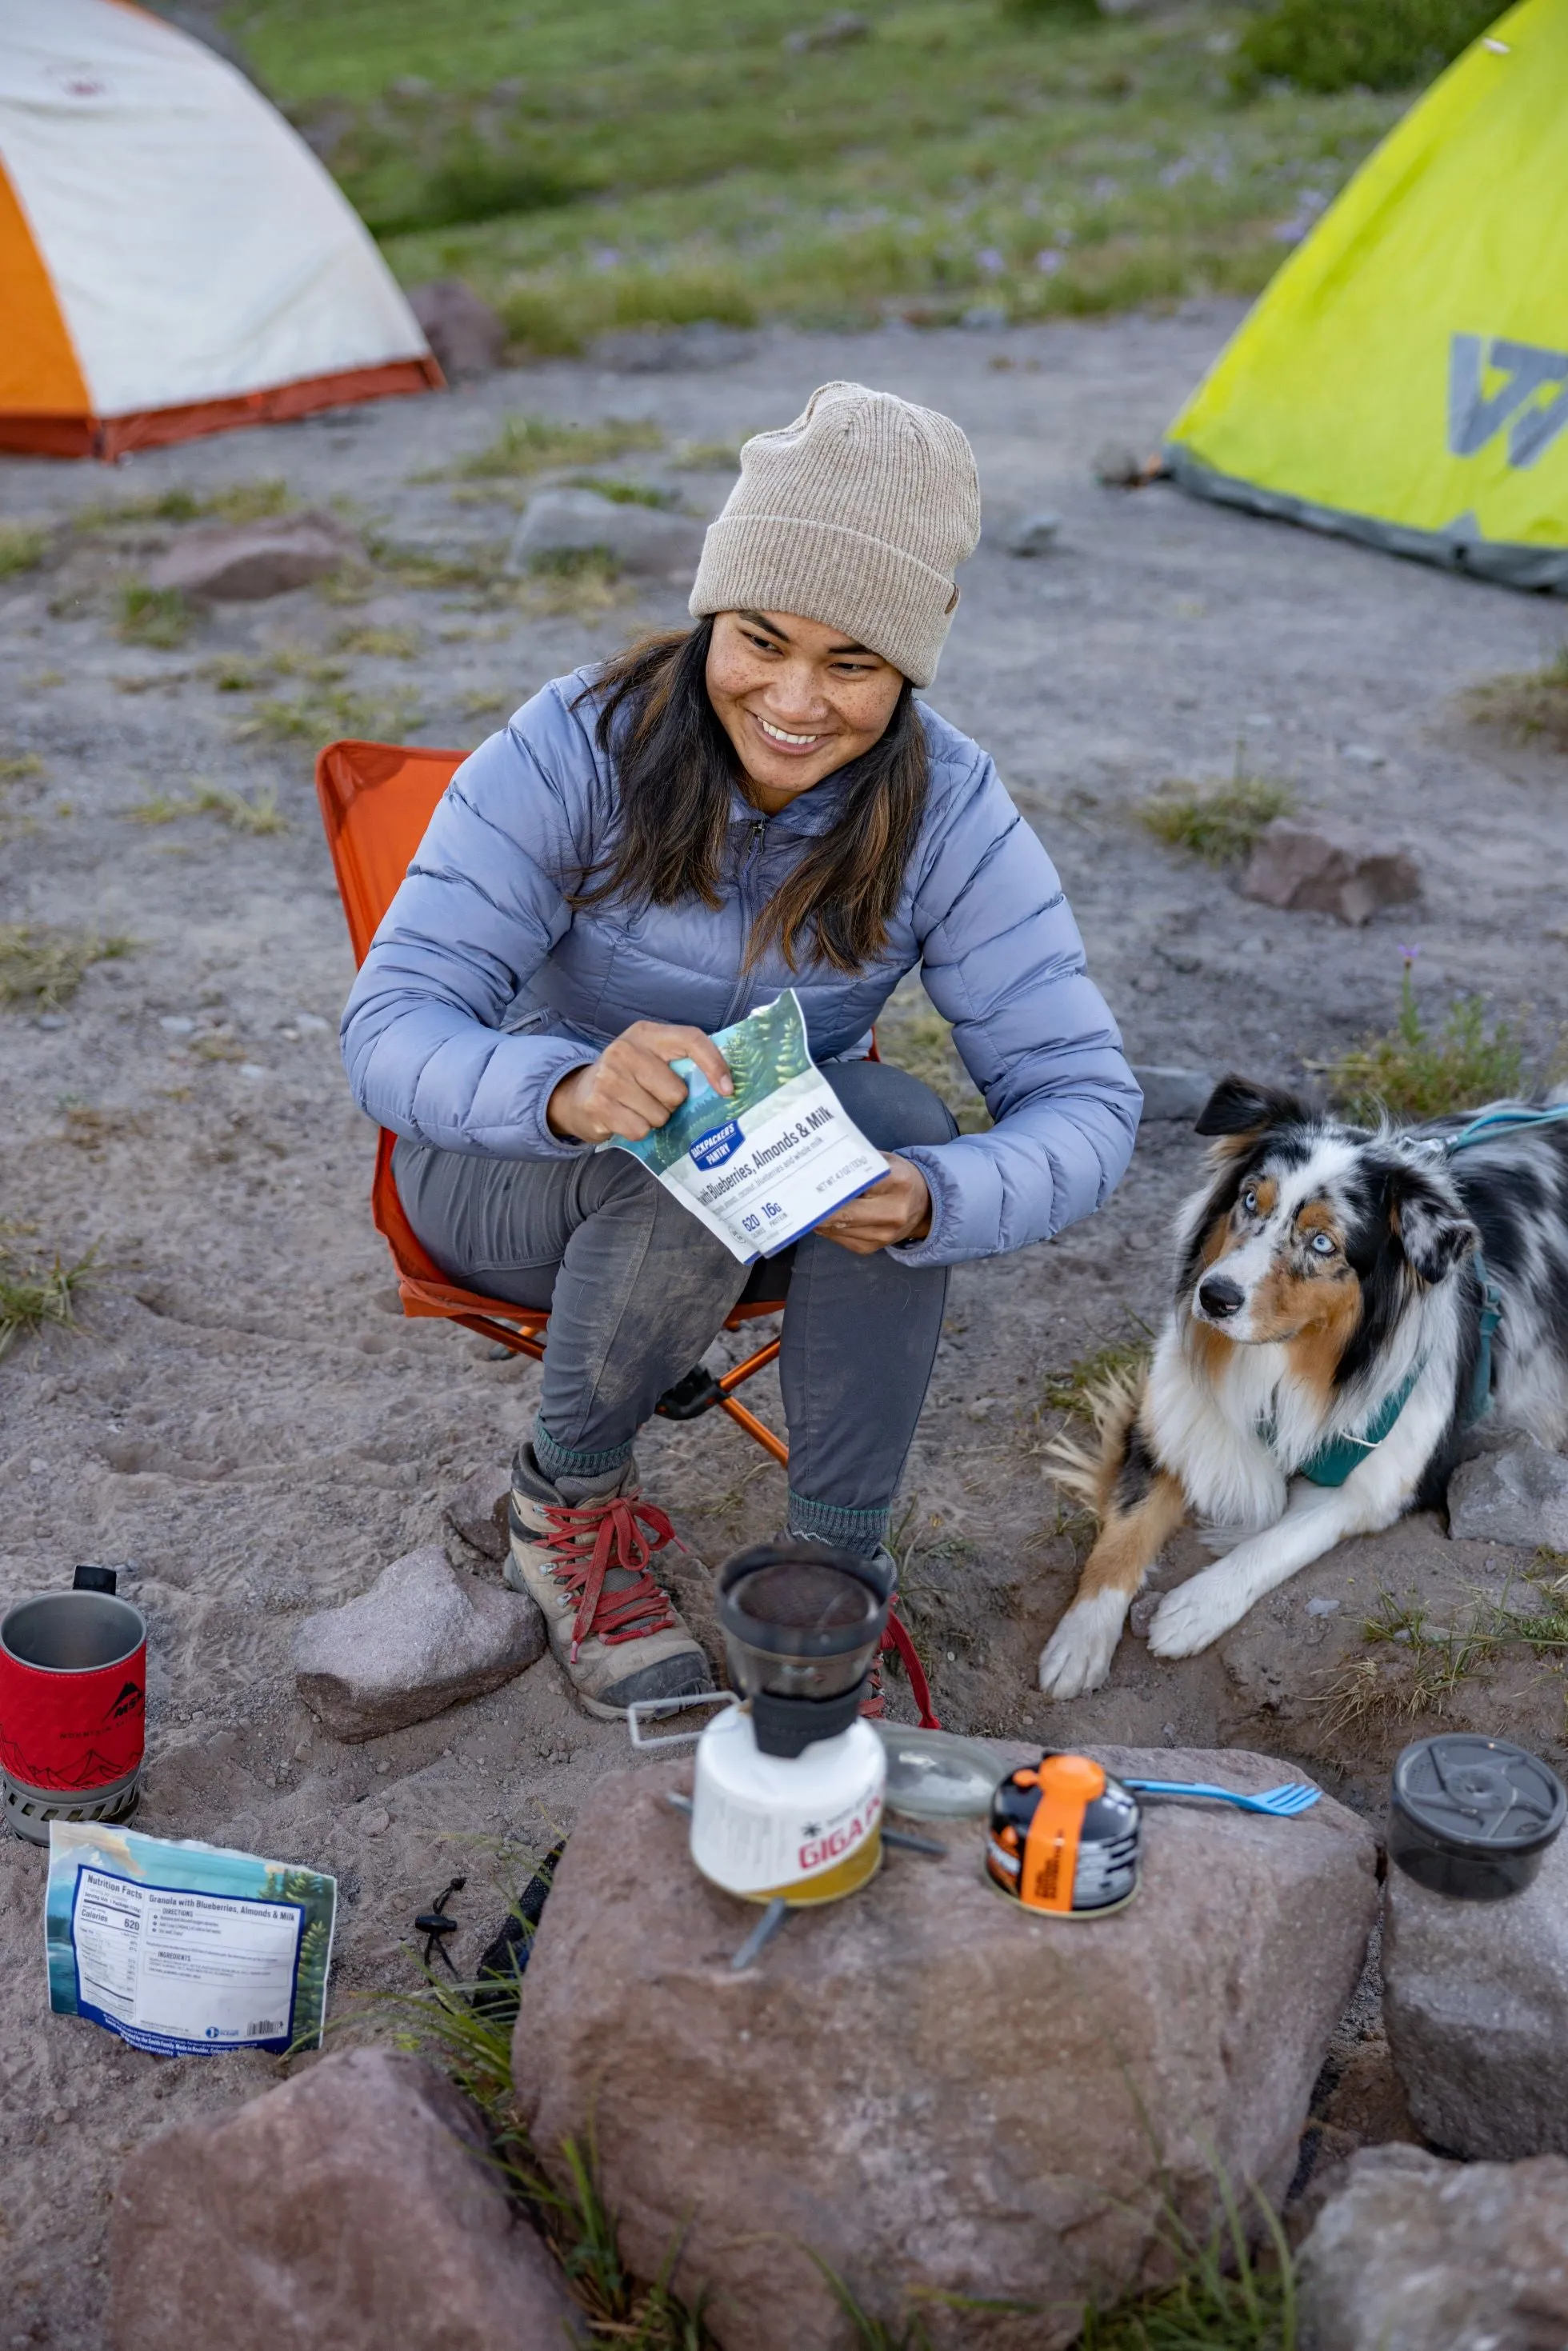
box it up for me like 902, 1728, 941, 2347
720, 815, 769, 1026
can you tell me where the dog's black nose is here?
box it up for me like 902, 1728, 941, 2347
1198, 1274, 1246, 1321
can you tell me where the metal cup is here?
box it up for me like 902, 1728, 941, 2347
0, 1590, 147, 1843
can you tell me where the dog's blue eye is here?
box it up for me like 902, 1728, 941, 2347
1242, 1189, 1258, 1213
1310, 1232, 1336, 1257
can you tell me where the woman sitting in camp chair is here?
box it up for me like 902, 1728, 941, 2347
341, 382, 1139, 1721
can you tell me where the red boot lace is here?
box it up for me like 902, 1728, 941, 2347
538, 1497, 682, 1661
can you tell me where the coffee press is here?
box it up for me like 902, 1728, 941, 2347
688, 1541, 892, 1906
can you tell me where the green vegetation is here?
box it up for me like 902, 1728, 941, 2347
1322, 954, 1523, 1123
78, 479, 294, 532
0, 924, 132, 1010
116, 582, 194, 649
877, 978, 990, 1132
1042, 1329, 1151, 1420
334, 622, 422, 658
1139, 766, 1295, 865
0, 754, 46, 784
1462, 646, 1568, 755
118, 784, 288, 833
0, 1234, 94, 1364
1319, 1564, 1568, 1741
1080, 2200, 1296, 2351
230, 1, 1411, 351
454, 413, 665, 481
1238, 0, 1498, 96
0, 521, 48, 577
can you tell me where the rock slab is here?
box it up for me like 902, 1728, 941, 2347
110, 2045, 582, 2349
293, 1543, 545, 1741
505, 486, 706, 579
407, 278, 506, 378
1130, 1063, 1214, 1122
1298, 2144, 1568, 2351
512, 1745, 1378, 2351
444, 1470, 511, 1560
1242, 818, 1420, 926
1447, 1438, 1568, 1549
146, 510, 362, 601
1384, 1819, 1568, 2158
1002, 508, 1063, 556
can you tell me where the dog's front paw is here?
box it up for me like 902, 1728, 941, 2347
1146, 1567, 1250, 1659
1038, 1591, 1126, 1699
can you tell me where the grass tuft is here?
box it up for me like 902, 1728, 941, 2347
0, 1236, 94, 1363
117, 582, 194, 649
513, 549, 634, 618
1321, 954, 1524, 1123
1042, 1331, 1152, 1421
1139, 764, 1295, 866
334, 623, 422, 659
455, 414, 666, 481
192, 783, 290, 836
0, 754, 46, 785
78, 480, 294, 533
875, 982, 990, 1133
0, 926, 133, 1010
0, 521, 49, 577
1462, 646, 1568, 754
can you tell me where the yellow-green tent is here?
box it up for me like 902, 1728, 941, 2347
1165, 0, 1568, 591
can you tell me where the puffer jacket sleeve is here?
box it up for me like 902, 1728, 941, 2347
338, 683, 603, 1158
889, 748, 1140, 1267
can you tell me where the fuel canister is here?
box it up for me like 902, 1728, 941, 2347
986, 1751, 1140, 1917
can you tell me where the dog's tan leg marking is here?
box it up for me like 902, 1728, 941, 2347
1038, 1456, 1189, 1701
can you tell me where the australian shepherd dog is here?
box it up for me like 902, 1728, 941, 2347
1038, 1075, 1568, 1700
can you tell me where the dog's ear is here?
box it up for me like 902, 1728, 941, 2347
1390, 1165, 1478, 1285
1194, 1075, 1312, 1143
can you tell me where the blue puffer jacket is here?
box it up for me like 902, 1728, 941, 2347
341, 669, 1139, 1268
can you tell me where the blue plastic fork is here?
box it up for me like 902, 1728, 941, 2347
1120, 1778, 1321, 1817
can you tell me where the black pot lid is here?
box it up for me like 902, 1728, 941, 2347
1392, 1736, 1567, 1854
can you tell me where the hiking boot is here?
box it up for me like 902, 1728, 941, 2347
507, 1445, 713, 1721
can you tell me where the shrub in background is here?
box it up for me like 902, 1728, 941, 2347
1240, 0, 1502, 94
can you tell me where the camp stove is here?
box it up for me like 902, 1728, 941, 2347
631, 1541, 893, 1913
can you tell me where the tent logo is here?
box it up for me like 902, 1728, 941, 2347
1449, 335, 1568, 470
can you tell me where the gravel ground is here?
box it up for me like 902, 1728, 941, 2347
3, 306, 1566, 2342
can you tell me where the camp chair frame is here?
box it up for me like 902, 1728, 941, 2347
314, 738, 790, 1465
314, 736, 938, 1726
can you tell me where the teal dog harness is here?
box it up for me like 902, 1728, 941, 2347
1267, 1102, 1568, 1488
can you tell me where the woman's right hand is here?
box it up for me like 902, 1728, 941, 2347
546, 1022, 734, 1145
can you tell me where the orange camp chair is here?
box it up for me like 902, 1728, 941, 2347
314, 737, 938, 1726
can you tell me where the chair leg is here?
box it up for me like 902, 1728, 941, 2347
718, 1396, 788, 1466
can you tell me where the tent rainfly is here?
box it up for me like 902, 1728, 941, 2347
0, 0, 442, 459
1164, 0, 1568, 593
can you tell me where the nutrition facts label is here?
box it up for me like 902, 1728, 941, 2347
70, 1866, 302, 2050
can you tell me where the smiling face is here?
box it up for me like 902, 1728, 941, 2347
705, 609, 906, 814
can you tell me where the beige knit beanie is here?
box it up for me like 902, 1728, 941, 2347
689, 381, 981, 687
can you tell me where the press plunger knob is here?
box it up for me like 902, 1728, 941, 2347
1030, 1753, 1106, 1802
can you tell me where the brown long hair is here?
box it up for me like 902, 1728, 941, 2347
571, 618, 929, 973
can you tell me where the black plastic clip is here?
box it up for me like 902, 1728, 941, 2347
655, 1364, 726, 1422
414, 1875, 466, 1974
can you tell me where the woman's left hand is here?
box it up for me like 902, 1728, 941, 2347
816, 1154, 932, 1255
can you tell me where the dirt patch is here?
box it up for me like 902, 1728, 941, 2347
3, 307, 1566, 2343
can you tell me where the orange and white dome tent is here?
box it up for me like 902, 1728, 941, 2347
0, 0, 442, 459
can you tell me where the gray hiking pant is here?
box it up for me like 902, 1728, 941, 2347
392, 1058, 955, 1551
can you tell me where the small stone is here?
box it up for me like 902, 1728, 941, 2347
146, 510, 364, 602
109, 2046, 584, 2349
1447, 1441, 1568, 1549
960, 303, 1008, 331
782, 10, 868, 50
512, 1745, 1377, 2347
444, 1473, 510, 1561
158, 1015, 194, 1035
360, 1809, 390, 1837
1129, 1592, 1161, 1637
1385, 1818, 1568, 2159
406, 279, 507, 379
294, 1012, 330, 1034
1306, 1596, 1342, 1617
1340, 742, 1387, 770
1241, 818, 1420, 928
1002, 510, 1063, 557
293, 1545, 546, 1742
504, 489, 706, 582
1130, 1065, 1214, 1122
590, 323, 756, 374
34, 1013, 66, 1031
238, 1063, 267, 1080
1297, 2144, 1568, 2350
